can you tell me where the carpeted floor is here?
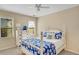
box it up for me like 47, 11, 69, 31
58, 50, 78, 55
0, 47, 20, 55
0, 47, 78, 55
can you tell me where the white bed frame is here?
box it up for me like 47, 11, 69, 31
56, 44, 65, 54
20, 28, 65, 55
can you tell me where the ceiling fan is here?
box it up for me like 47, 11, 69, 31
35, 4, 50, 11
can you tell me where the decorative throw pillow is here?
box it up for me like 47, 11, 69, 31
55, 32, 62, 39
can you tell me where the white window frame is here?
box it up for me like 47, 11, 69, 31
0, 17, 15, 39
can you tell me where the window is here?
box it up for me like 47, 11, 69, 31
0, 18, 14, 38
28, 21, 36, 35
28, 21, 35, 28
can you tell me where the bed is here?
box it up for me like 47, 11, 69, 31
20, 30, 65, 55
20, 38, 65, 55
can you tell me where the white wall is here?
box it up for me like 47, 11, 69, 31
38, 6, 79, 53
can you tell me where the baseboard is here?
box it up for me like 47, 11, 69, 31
65, 49, 79, 55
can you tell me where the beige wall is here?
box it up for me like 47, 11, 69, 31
0, 10, 37, 50
38, 6, 79, 53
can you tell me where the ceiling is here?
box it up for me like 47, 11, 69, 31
0, 4, 78, 17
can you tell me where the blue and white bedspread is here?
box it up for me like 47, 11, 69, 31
21, 38, 56, 55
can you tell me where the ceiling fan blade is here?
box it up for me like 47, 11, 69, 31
40, 6, 50, 8
35, 4, 41, 8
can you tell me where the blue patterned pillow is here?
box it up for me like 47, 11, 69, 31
55, 32, 62, 39
43, 32, 47, 37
